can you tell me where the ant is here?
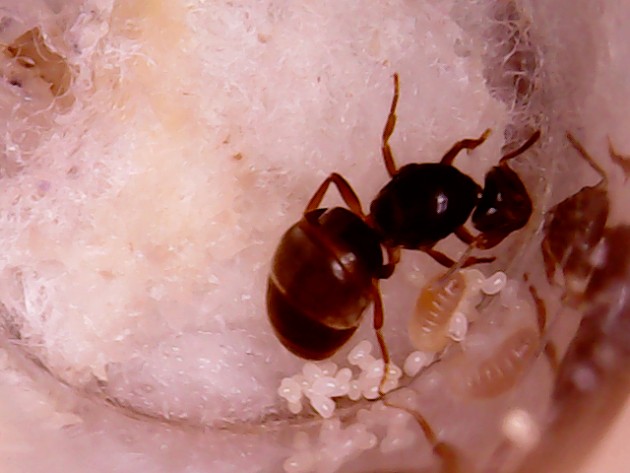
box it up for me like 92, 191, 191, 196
541, 132, 617, 306
267, 73, 540, 365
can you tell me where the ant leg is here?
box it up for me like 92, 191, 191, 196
607, 137, 630, 180
454, 226, 476, 245
499, 130, 541, 165
381, 73, 400, 177
371, 282, 391, 395
541, 237, 558, 284
383, 400, 460, 473
440, 128, 491, 166
566, 133, 607, 183
454, 226, 500, 251
305, 172, 364, 216
525, 275, 560, 374
378, 246, 401, 279
544, 343, 560, 374
422, 247, 495, 268
525, 277, 547, 334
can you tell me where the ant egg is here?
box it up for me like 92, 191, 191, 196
348, 340, 373, 366
408, 271, 466, 352
481, 271, 508, 295
302, 362, 323, 381
348, 380, 362, 401
288, 400, 304, 414
403, 351, 435, 377
309, 394, 336, 419
363, 359, 385, 379
347, 424, 378, 450
460, 328, 540, 398
311, 376, 343, 397
447, 312, 468, 341
380, 428, 417, 454
362, 384, 381, 400
278, 377, 303, 404
501, 408, 541, 450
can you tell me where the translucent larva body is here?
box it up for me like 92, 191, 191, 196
408, 272, 466, 352
461, 328, 539, 398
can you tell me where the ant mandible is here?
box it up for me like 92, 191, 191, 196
267, 73, 540, 365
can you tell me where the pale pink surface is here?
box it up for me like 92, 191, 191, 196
0, 1, 628, 472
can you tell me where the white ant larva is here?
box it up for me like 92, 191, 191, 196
460, 328, 540, 399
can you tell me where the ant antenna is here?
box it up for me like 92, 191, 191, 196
499, 130, 541, 165
439, 242, 477, 283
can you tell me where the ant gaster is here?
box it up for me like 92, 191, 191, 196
267, 73, 540, 363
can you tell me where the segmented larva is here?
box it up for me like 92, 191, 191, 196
408, 272, 466, 352
461, 328, 540, 398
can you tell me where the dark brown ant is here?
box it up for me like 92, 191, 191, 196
267, 73, 540, 363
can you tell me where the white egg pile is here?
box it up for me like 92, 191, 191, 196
283, 419, 377, 473
283, 402, 417, 473
277, 341, 404, 418
356, 401, 418, 454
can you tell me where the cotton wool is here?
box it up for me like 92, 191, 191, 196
0, 1, 629, 473
0, 0, 510, 423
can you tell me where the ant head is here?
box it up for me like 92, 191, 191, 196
471, 164, 532, 248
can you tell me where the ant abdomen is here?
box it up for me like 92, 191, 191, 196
408, 272, 467, 352
457, 328, 539, 399
267, 207, 383, 360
